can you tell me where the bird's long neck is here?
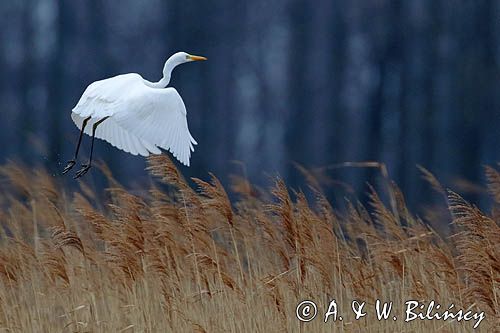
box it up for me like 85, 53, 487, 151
145, 56, 180, 89
145, 76, 170, 89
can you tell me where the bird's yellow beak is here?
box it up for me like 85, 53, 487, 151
188, 54, 207, 61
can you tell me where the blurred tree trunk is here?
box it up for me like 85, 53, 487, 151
307, 1, 335, 166
285, 0, 312, 188
479, 0, 500, 170
324, 1, 347, 201
20, 0, 35, 161
432, 0, 458, 192
462, 0, 497, 204
47, 0, 70, 169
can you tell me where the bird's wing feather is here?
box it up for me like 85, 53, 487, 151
112, 86, 197, 166
72, 73, 143, 119
71, 74, 197, 166
71, 113, 161, 156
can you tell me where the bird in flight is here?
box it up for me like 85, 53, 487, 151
63, 52, 206, 178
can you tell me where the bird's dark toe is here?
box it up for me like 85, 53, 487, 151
74, 165, 91, 179
62, 160, 76, 175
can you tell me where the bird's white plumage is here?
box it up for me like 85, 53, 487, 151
71, 113, 161, 156
71, 73, 197, 166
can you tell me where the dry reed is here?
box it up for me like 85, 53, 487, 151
0, 157, 497, 332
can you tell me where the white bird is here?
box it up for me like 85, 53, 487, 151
63, 51, 207, 178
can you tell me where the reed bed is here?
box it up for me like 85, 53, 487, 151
0, 156, 498, 332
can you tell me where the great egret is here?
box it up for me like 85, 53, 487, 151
63, 51, 206, 178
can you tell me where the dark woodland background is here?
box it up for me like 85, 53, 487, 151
0, 0, 499, 211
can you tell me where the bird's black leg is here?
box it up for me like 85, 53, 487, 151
63, 116, 91, 174
74, 117, 109, 179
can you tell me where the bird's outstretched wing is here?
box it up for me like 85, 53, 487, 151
71, 74, 162, 157
71, 74, 197, 165
71, 113, 161, 156
72, 74, 141, 119
112, 86, 198, 166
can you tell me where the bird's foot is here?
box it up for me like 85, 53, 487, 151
74, 164, 91, 179
62, 160, 76, 175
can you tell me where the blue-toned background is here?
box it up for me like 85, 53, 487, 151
1, 0, 498, 209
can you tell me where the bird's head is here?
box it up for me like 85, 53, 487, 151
162, 52, 207, 80
172, 51, 207, 63
185, 52, 207, 62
